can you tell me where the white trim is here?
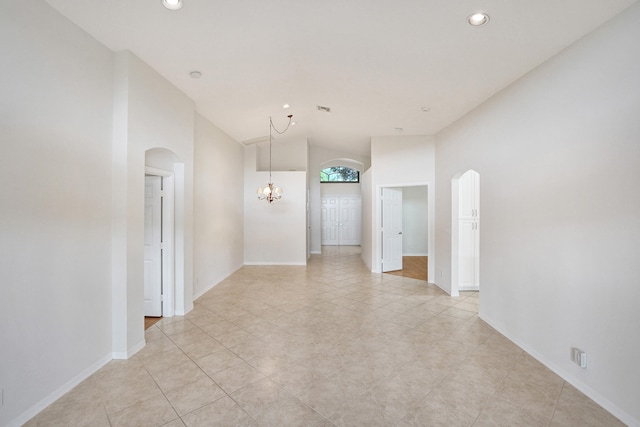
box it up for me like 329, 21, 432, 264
192, 281, 220, 301
176, 303, 193, 317
403, 252, 429, 257
162, 175, 175, 317
480, 314, 638, 427
7, 354, 112, 427
243, 262, 307, 266
310, 251, 321, 255
450, 175, 461, 297
112, 338, 145, 360
145, 166, 173, 177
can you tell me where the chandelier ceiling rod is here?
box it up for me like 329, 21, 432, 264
257, 114, 293, 204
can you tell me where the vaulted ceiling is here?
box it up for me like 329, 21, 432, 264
46, 0, 637, 156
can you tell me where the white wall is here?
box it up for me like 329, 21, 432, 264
194, 114, 244, 298
402, 186, 429, 255
256, 138, 308, 172
434, 5, 640, 425
320, 183, 361, 196
0, 1, 114, 425
367, 136, 435, 281
360, 169, 373, 270
112, 51, 195, 358
244, 145, 307, 265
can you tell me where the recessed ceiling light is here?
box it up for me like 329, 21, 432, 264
162, 0, 183, 10
421, 106, 431, 113
282, 104, 291, 109
395, 127, 404, 132
468, 12, 489, 26
189, 71, 201, 79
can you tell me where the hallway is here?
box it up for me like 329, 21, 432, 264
27, 246, 622, 426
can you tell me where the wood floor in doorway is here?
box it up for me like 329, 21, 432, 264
385, 256, 428, 281
144, 316, 162, 330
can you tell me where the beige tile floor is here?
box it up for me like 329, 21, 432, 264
26, 246, 624, 426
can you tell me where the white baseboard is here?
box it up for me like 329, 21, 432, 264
243, 262, 307, 266
8, 353, 112, 427
310, 251, 321, 255
192, 265, 243, 301
112, 338, 145, 360
479, 314, 638, 427
402, 252, 429, 256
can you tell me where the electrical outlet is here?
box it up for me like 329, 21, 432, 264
572, 348, 587, 368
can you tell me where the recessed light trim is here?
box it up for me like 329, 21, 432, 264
282, 104, 291, 109
468, 12, 489, 26
162, 0, 183, 10
189, 71, 202, 79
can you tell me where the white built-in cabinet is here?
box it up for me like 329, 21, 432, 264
458, 170, 479, 290
321, 195, 361, 245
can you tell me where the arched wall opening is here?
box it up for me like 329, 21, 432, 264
451, 169, 480, 297
318, 158, 365, 249
144, 148, 186, 318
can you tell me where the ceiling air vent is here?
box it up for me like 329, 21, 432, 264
317, 105, 331, 113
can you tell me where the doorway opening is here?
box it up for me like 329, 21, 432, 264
144, 168, 175, 319
317, 159, 365, 255
377, 184, 433, 282
144, 146, 185, 334
451, 169, 480, 295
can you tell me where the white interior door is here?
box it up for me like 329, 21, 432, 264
144, 175, 163, 317
322, 195, 362, 246
321, 197, 339, 245
382, 187, 403, 272
338, 196, 361, 245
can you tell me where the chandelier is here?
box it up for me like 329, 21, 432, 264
257, 114, 293, 203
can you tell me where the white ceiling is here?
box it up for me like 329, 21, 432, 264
46, 0, 637, 157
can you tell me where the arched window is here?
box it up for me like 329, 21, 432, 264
320, 166, 359, 183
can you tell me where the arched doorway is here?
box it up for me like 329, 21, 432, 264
144, 148, 185, 320
314, 158, 364, 254
451, 169, 480, 295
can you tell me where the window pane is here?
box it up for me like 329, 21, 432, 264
320, 166, 359, 183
